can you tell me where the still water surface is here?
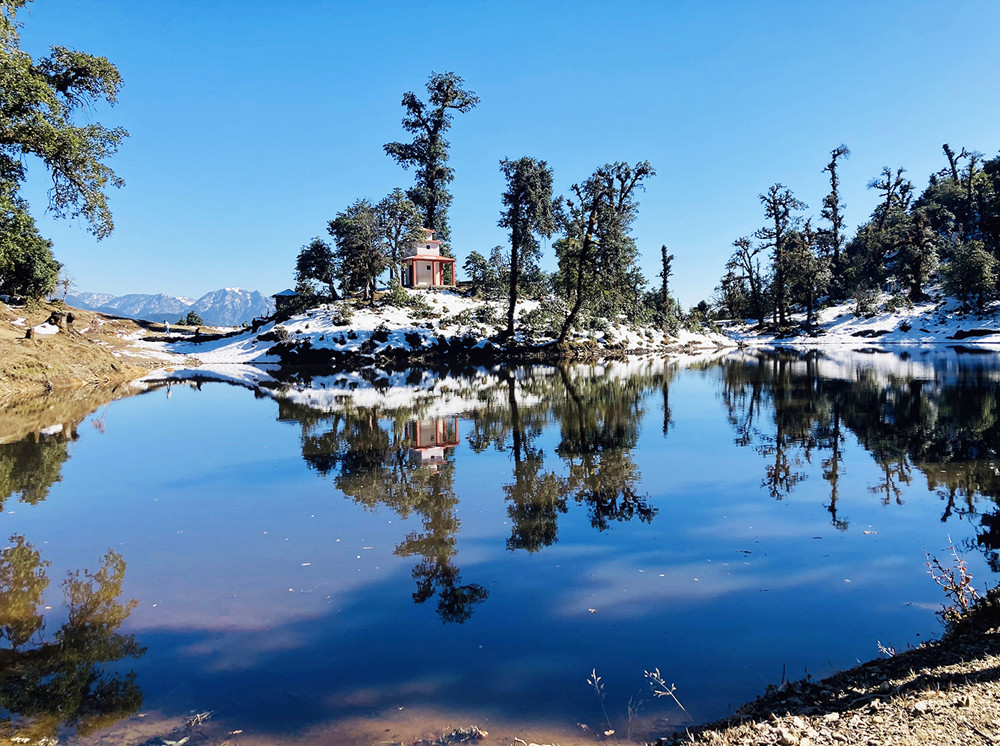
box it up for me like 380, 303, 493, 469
2, 349, 999, 742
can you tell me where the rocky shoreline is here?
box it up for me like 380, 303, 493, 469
658, 604, 1000, 746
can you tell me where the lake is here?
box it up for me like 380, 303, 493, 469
2, 348, 999, 744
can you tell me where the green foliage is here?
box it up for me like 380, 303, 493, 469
520, 296, 567, 339
0, 183, 59, 299
383, 72, 478, 247
0, 429, 71, 510
0, 534, 49, 649
783, 222, 830, 326
0, 1, 126, 238
819, 145, 850, 296
556, 161, 655, 342
376, 188, 424, 288
462, 249, 500, 298
894, 209, 940, 300
884, 293, 911, 313
295, 237, 337, 299
498, 156, 556, 337
756, 183, 807, 326
722, 236, 769, 325
0, 535, 144, 740
177, 310, 203, 326
328, 198, 383, 302
945, 239, 997, 309
853, 285, 879, 316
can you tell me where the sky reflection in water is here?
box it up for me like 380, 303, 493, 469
2, 349, 1000, 741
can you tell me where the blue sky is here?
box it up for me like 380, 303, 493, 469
17, 0, 1000, 306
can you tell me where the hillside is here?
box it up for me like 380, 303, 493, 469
0, 301, 193, 402
142, 288, 732, 366
728, 288, 1000, 347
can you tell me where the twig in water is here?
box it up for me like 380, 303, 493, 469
586, 668, 617, 742
645, 668, 691, 719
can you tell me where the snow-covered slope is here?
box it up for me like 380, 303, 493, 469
135, 288, 731, 365
728, 290, 1000, 347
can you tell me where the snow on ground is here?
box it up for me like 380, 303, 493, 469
145, 288, 731, 366
728, 288, 1000, 348
31, 322, 59, 335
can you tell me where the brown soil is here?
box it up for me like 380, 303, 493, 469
0, 300, 193, 403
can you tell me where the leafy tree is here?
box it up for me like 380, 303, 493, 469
376, 188, 424, 286
383, 72, 479, 248
945, 239, 996, 309
0, 184, 59, 299
556, 161, 654, 342
0, 537, 144, 740
178, 310, 204, 326
0, 534, 49, 649
784, 221, 830, 326
819, 145, 850, 295
498, 156, 556, 338
725, 236, 768, 325
845, 166, 915, 295
295, 237, 337, 299
463, 248, 500, 298
328, 199, 382, 302
0, 0, 126, 239
869, 166, 913, 233
895, 209, 940, 301
756, 184, 806, 326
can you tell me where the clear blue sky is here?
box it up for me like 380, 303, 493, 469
17, 0, 1000, 306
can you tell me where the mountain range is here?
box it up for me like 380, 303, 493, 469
67, 288, 275, 327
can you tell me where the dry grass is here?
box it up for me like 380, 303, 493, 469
0, 300, 181, 404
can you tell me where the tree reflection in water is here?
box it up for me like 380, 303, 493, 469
279, 363, 667, 620
0, 536, 144, 740
718, 350, 1000, 561
0, 426, 76, 511
281, 400, 488, 623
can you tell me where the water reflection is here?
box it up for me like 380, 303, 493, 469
0, 426, 74, 509
279, 400, 489, 622
9, 351, 1000, 738
0, 383, 138, 510
717, 350, 1000, 558
0, 536, 144, 739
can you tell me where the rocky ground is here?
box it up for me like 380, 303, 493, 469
658, 599, 1000, 746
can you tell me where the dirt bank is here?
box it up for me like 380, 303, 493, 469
0, 301, 194, 404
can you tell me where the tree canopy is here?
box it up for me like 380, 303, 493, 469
384, 72, 478, 248
0, 0, 127, 239
498, 156, 556, 338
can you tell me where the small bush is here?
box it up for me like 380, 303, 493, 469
521, 297, 566, 338
372, 322, 391, 343
329, 303, 353, 326
854, 287, 879, 317
475, 304, 500, 325
885, 294, 911, 313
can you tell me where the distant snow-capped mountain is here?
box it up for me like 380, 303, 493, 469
65, 291, 117, 310
98, 293, 191, 319
66, 288, 275, 326
186, 288, 275, 326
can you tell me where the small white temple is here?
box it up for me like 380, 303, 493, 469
401, 228, 456, 288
